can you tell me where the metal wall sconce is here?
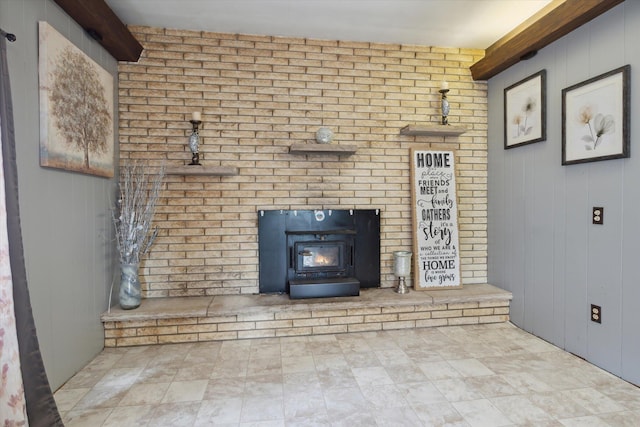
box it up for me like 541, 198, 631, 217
439, 81, 450, 125
189, 112, 202, 165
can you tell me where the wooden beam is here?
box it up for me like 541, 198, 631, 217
470, 0, 624, 80
53, 0, 143, 62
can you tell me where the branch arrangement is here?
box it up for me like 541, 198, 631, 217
112, 161, 165, 265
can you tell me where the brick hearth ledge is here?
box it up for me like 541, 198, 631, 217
101, 284, 512, 347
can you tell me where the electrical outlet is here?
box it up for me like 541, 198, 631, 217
591, 304, 602, 323
593, 207, 603, 225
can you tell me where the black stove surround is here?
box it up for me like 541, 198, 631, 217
258, 209, 381, 298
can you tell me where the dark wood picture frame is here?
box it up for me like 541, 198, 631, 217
562, 65, 630, 165
504, 70, 547, 149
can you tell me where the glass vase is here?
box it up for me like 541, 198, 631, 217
119, 263, 141, 309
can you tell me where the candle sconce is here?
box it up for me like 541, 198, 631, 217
188, 114, 202, 165
439, 84, 450, 125
393, 251, 412, 294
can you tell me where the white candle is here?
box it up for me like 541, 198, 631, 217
192, 111, 201, 121
440, 80, 449, 91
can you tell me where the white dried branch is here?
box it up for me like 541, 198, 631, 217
112, 160, 165, 265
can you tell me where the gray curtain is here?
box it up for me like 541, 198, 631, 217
1, 32, 64, 427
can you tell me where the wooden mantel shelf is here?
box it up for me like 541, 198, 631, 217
289, 144, 357, 155
166, 165, 238, 176
400, 124, 466, 137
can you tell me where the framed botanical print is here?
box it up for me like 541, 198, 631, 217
562, 65, 630, 165
504, 70, 546, 149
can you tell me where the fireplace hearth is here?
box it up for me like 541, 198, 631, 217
258, 209, 380, 298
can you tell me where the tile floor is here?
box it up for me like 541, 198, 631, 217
55, 322, 640, 426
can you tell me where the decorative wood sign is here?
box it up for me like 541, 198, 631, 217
410, 149, 461, 290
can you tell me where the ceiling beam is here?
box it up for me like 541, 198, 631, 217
53, 0, 143, 62
470, 0, 624, 80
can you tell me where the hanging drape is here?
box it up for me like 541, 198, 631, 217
1, 33, 63, 426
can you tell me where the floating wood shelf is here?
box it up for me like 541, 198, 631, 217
289, 144, 357, 155
166, 165, 238, 176
400, 124, 466, 137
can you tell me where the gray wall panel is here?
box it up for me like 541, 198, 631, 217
550, 44, 568, 348
563, 166, 589, 358
489, 1, 638, 384
587, 166, 623, 376
529, 147, 555, 341
0, 0, 117, 390
620, 0, 640, 387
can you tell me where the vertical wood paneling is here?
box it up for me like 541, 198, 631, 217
582, 4, 626, 372
522, 142, 536, 332
507, 154, 527, 326
488, 1, 640, 384
529, 48, 557, 342
1, 0, 117, 390
549, 43, 568, 347
561, 28, 591, 358
587, 167, 623, 375
620, 1, 640, 386
487, 80, 508, 310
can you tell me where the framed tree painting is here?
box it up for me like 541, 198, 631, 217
562, 65, 630, 165
38, 21, 114, 177
410, 149, 461, 290
504, 70, 546, 149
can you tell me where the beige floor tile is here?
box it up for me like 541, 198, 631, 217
54, 387, 90, 412
194, 397, 243, 426
148, 401, 200, 427
101, 405, 155, 427
372, 406, 423, 427
118, 382, 170, 406
281, 355, 315, 374
397, 381, 448, 406
451, 399, 512, 427
411, 401, 469, 427
240, 394, 285, 423
244, 374, 284, 398
447, 358, 495, 377
283, 388, 327, 420
491, 394, 555, 424
432, 378, 485, 402
62, 407, 113, 427
53, 323, 640, 427
204, 377, 246, 400
161, 379, 208, 403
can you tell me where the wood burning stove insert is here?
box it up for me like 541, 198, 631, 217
258, 209, 380, 298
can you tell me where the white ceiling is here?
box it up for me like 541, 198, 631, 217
105, 0, 552, 50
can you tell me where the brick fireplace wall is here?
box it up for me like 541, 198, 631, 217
118, 26, 488, 298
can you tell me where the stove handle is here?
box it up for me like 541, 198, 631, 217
289, 247, 294, 268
